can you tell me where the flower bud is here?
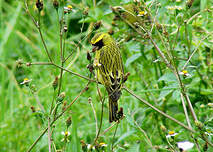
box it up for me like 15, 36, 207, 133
83, 7, 89, 16
87, 64, 94, 73
66, 116, 72, 128
195, 120, 203, 129
36, 0, 43, 12
16, 59, 23, 67
88, 97, 92, 104
57, 92, 66, 103
64, 25, 68, 32
123, 72, 130, 83
52, 76, 58, 90
53, 0, 59, 10
94, 21, 101, 30
108, 28, 114, 35
31, 106, 36, 113
186, 0, 194, 8
87, 51, 92, 61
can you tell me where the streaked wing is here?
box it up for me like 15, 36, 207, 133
98, 43, 123, 91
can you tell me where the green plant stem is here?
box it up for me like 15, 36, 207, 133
182, 32, 213, 70
27, 83, 90, 152
111, 122, 119, 151
123, 86, 195, 133
93, 97, 105, 144
25, 0, 53, 62
134, 119, 154, 150
28, 62, 95, 82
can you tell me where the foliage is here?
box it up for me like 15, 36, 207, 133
0, 0, 213, 151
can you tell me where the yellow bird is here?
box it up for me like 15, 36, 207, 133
113, 3, 141, 26
91, 33, 124, 122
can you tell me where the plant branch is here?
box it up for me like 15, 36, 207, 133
182, 32, 213, 70
24, 0, 53, 62
123, 86, 195, 133
26, 83, 90, 152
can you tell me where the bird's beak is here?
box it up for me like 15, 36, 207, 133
92, 45, 99, 52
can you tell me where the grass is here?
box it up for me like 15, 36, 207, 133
0, 0, 213, 151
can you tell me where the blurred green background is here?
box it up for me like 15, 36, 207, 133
0, 0, 213, 151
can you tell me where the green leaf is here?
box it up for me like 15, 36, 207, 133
114, 130, 136, 146
158, 72, 176, 82
172, 90, 181, 101
159, 86, 174, 100
126, 143, 140, 152
125, 53, 141, 67
0, 2, 22, 56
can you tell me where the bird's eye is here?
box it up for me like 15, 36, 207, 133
94, 39, 104, 49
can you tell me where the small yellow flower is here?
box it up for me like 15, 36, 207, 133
67, 5, 72, 10
64, 5, 73, 14
200, 104, 205, 108
182, 70, 188, 74
137, 11, 146, 16
207, 103, 213, 107
20, 78, 32, 85
179, 70, 191, 77
166, 6, 183, 11
61, 131, 71, 142
160, 125, 166, 132
166, 6, 175, 11
166, 131, 178, 138
99, 142, 107, 147
169, 131, 175, 135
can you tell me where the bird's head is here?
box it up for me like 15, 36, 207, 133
91, 33, 112, 52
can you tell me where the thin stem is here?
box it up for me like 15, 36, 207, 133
58, 12, 65, 96
32, 92, 45, 112
134, 119, 154, 150
93, 92, 106, 144
184, 22, 191, 57
28, 62, 96, 82
27, 83, 90, 152
180, 93, 192, 128
182, 32, 213, 70
99, 117, 124, 137
48, 118, 51, 152
113, 8, 172, 69
123, 86, 195, 133
51, 63, 95, 82
111, 122, 119, 151
24, 0, 37, 26
63, 30, 94, 63
25, 0, 53, 62
88, 98, 98, 136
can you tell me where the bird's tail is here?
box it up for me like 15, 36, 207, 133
109, 96, 118, 123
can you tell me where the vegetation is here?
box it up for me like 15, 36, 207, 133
0, 0, 212, 151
